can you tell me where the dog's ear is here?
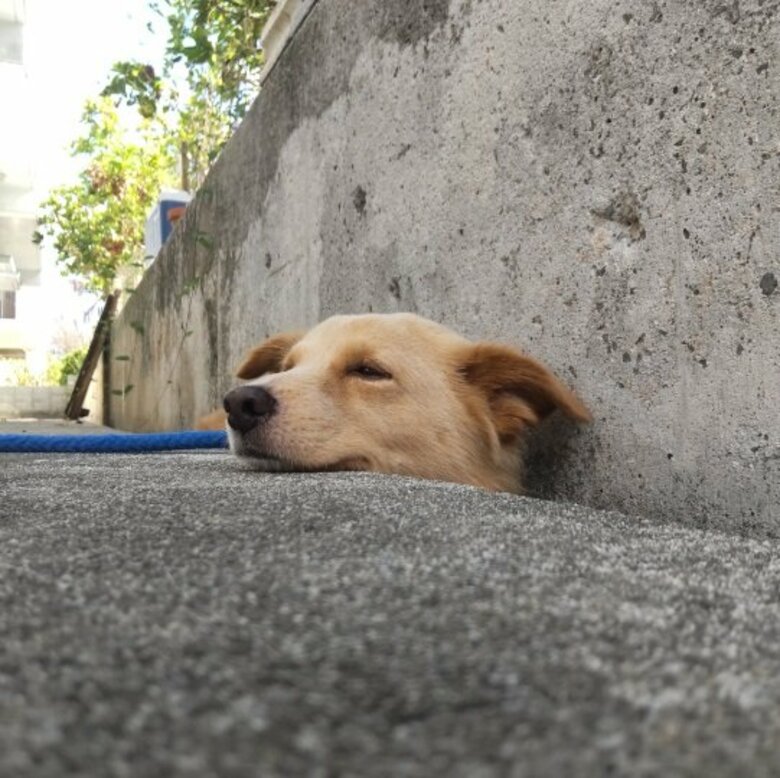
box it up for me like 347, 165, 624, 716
236, 331, 305, 379
460, 342, 591, 443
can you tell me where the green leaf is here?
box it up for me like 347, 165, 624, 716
194, 231, 214, 249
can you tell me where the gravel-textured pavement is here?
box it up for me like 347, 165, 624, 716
2, 450, 779, 777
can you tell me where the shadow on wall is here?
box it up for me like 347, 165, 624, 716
523, 415, 594, 502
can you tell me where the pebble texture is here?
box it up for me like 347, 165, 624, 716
110, 0, 780, 535
2, 452, 779, 776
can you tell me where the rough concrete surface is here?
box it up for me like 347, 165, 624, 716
2, 452, 780, 777
110, 0, 780, 535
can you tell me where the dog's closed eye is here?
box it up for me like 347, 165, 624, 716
347, 362, 392, 381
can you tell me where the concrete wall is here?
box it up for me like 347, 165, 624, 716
0, 385, 70, 418
111, 0, 780, 536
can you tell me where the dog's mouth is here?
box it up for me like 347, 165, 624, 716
235, 452, 368, 473
228, 432, 368, 473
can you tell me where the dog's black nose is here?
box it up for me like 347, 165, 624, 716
223, 386, 277, 433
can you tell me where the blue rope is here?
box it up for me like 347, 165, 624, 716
0, 430, 228, 453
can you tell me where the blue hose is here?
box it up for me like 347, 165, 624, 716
0, 430, 228, 453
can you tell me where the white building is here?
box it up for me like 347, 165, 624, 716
0, 0, 45, 382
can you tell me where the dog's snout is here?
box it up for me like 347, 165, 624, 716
223, 386, 277, 433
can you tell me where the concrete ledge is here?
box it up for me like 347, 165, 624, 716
259, 0, 318, 82
2, 454, 779, 776
111, 0, 780, 535
0, 385, 70, 419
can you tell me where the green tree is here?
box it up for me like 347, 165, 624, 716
36, 1, 275, 293
160, 0, 272, 120
36, 98, 176, 294
104, 0, 275, 189
45, 346, 88, 386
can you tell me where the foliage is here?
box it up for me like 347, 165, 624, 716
103, 0, 275, 189
46, 346, 89, 386
36, 1, 275, 292
101, 61, 163, 120
159, 0, 273, 120
2, 346, 87, 387
8, 365, 44, 387
35, 99, 176, 294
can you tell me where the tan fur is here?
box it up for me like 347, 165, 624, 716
194, 408, 228, 431
236, 331, 306, 380
197, 313, 590, 493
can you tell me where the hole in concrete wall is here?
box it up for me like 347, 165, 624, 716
352, 186, 367, 215
760, 272, 777, 296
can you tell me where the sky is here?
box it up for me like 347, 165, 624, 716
23, 0, 166, 340
26, 0, 164, 193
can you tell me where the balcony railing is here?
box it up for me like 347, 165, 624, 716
0, 253, 20, 292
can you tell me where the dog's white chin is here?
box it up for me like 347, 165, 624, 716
235, 454, 299, 472
227, 429, 284, 469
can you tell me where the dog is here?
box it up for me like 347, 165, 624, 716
197, 313, 590, 493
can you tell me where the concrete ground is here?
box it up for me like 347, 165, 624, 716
2, 446, 779, 777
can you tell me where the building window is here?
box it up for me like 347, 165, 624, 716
0, 290, 16, 319
0, 20, 23, 64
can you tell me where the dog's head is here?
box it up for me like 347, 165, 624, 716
220, 313, 590, 492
